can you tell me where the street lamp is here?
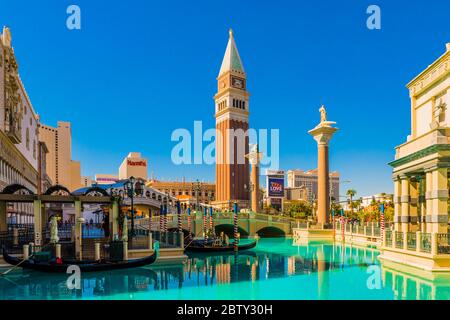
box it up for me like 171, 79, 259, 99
124, 176, 136, 238
193, 179, 202, 213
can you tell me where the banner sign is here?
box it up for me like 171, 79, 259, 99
268, 177, 284, 197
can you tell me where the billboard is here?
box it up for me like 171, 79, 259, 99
268, 177, 284, 197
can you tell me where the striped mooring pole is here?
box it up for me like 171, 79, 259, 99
340, 208, 345, 241
187, 207, 191, 235
203, 206, 208, 246
163, 204, 168, 233
379, 203, 385, 243
159, 204, 163, 232
209, 207, 213, 233
177, 201, 182, 233
233, 202, 239, 252
331, 209, 335, 236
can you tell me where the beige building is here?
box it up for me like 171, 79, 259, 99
287, 169, 340, 202
380, 43, 450, 272
39, 121, 82, 192
147, 178, 215, 205
80, 176, 93, 187
0, 27, 46, 224
119, 152, 148, 180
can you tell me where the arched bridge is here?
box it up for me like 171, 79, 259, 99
135, 212, 295, 237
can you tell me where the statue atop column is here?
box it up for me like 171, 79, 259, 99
315, 105, 336, 128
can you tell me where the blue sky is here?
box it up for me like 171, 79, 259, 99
1, 0, 449, 198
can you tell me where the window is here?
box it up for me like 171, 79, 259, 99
26, 128, 30, 150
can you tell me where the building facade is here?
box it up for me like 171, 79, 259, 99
389, 43, 450, 235
0, 27, 45, 225
147, 179, 215, 205
94, 174, 119, 185
287, 169, 340, 203
39, 121, 82, 192
118, 152, 148, 180
214, 30, 250, 209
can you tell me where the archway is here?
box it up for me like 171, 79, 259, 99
256, 226, 286, 238
1, 184, 34, 195
44, 185, 71, 196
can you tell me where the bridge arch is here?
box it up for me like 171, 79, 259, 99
214, 224, 249, 238
256, 226, 286, 238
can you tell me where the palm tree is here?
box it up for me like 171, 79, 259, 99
346, 189, 357, 213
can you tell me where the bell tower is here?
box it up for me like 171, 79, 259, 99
214, 29, 250, 209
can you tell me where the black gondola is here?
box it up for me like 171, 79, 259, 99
185, 240, 257, 253
2, 248, 158, 273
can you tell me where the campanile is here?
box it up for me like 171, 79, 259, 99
214, 29, 250, 209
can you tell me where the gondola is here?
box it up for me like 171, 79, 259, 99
2, 248, 158, 273
185, 239, 257, 253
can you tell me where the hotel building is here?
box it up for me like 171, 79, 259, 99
0, 27, 44, 224
119, 152, 148, 180
287, 169, 340, 202
381, 43, 450, 271
39, 121, 82, 192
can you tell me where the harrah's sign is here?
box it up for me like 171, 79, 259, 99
127, 160, 147, 167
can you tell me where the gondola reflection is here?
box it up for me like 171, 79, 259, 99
0, 240, 447, 299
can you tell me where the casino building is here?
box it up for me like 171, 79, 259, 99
0, 27, 47, 224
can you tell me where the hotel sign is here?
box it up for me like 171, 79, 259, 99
127, 160, 147, 167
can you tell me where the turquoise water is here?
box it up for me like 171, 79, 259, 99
1, 238, 449, 300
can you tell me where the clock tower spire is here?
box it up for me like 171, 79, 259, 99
214, 30, 250, 210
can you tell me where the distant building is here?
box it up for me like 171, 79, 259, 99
94, 174, 119, 185
39, 121, 82, 191
287, 169, 340, 202
284, 187, 309, 202
147, 178, 215, 206
80, 176, 93, 187
119, 152, 148, 180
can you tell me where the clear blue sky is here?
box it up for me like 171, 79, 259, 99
1, 0, 449, 198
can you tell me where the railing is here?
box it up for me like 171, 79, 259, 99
373, 227, 380, 237
407, 232, 417, 251
420, 233, 432, 253
437, 233, 450, 254
395, 232, 404, 249
386, 230, 392, 247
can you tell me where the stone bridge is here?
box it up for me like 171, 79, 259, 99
135, 212, 295, 237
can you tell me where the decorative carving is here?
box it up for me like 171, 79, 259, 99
3, 46, 23, 144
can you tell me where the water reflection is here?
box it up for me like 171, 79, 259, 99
0, 239, 449, 299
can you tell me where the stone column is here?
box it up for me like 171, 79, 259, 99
33, 200, 43, 246
0, 201, 7, 232
418, 176, 426, 233
309, 122, 338, 225
74, 199, 82, 260
425, 170, 433, 233
246, 148, 263, 213
409, 179, 418, 232
393, 177, 402, 232
429, 167, 448, 234
400, 176, 410, 233
110, 198, 119, 239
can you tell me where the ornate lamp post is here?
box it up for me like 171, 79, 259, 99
124, 176, 136, 238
